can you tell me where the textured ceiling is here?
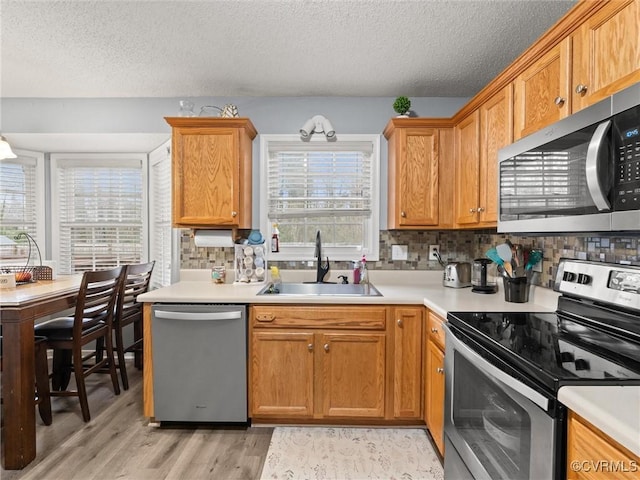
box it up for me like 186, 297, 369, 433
1, 0, 577, 99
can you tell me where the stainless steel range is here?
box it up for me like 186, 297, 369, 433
444, 259, 640, 480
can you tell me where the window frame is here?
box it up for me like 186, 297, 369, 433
259, 134, 380, 262
50, 153, 148, 274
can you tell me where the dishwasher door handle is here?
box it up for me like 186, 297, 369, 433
154, 310, 243, 321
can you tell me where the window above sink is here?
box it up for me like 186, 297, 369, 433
259, 134, 380, 262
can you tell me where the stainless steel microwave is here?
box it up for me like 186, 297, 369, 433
498, 82, 640, 233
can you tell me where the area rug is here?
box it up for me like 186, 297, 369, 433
259, 427, 444, 480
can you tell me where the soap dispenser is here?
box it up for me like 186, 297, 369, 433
359, 255, 370, 294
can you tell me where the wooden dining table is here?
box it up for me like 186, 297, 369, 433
0, 275, 82, 470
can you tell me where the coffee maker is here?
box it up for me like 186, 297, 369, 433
472, 258, 498, 294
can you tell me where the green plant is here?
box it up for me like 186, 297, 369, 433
393, 96, 411, 115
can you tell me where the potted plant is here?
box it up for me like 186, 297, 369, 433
393, 96, 411, 117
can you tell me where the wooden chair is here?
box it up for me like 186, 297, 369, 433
0, 335, 52, 426
34, 267, 124, 422
112, 261, 155, 390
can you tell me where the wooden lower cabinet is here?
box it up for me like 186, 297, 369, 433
392, 306, 424, 420
250, 305, 388, 421
320, 332, 386, 418
567, 410, 640, 479
425, 310, 446, 456
250, 331, 315, 417
250, 304, 426, 423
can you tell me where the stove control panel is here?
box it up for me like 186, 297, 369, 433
555, 259, 640, 311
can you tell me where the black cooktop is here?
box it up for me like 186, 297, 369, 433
447, 309, 640, 394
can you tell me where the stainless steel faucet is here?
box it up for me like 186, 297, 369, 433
315, 230, 330, 283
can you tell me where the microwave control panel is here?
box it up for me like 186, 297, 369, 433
614, 109, 640, 211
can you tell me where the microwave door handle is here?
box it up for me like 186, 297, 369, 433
444, 324, 549, 411
586, 120, 612, 211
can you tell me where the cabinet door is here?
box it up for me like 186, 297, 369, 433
320, 332, 385, 418
572, 0, 640, 112
396, 128, 440, 227
426, 341, 445, 456
172, 127, 240, 226
251, 331, 314, 417
392, 307, 423, 419
514, 37, 571, 140
454, 110, 481, 226
479, 84, 513, 226
567, 411, 640, 480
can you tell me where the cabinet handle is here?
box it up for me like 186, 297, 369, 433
575, 84, 588, 94
436, 367, 444, 374
324, 343, 330, 352
431, 327, 438, 333
469, 208, 477, 213
308, 343, 314, 352
397, 319, 403, 327
554, 96, 565, 106
231, 211, 237, 217
477, 207, 485, 213
401, 211, 407, 218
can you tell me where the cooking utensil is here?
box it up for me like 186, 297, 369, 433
525, 249, 543, 271
503, 261, 513, 277
485, 248, 504, 267
496, 243, 513, 263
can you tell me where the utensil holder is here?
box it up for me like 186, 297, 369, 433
503, 276, 529, 303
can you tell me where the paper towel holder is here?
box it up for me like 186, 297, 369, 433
192, 228, 237, 247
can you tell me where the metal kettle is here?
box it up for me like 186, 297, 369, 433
443, 261, 472, 288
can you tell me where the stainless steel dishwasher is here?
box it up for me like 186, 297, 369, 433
151, 304, 247, 423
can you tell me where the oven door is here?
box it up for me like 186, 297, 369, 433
444, 324, 562, 480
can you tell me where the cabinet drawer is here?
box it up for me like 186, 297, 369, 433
251, 305, 387, 330
428, 311, 446, 350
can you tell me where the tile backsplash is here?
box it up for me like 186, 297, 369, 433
179, 229, 640, 288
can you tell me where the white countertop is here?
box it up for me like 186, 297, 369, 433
138, 269, 560, 315
558, 385, 640, 457
138, 269, 638, 452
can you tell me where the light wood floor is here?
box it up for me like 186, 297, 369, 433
2, 359, 273, 480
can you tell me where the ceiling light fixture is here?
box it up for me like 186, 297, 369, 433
0, 135, 17, 160
299, 115, 335, 139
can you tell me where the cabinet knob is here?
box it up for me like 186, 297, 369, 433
397, 319, 403, 327
469, 208, 477, 213
575, 84, 588, 94
324, 343, 330, 352
231, 211, 238, 217
431, 327, 438, 333
477, 207, 485, 213
554, 96, 565, 106
436, 367, 444, 374
308, 343, 314, 352
400, 211, 406, 218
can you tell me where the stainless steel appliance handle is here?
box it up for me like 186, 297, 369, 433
154, 310, 242, 321
444, 323, 549, 411
585, 120, 612, 211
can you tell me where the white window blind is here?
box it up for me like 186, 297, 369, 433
52, 155, 145, 274
0, 151, 45, 264
149, 141, 172, 288
261, 135, 379, 261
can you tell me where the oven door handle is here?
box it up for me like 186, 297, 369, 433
444, 323, 550, 411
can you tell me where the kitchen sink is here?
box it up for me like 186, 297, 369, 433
257, 282, 382, 297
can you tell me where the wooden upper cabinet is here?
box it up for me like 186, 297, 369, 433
513, 37, 571, 140
384, 119, 443, 229
454, 110, 481, 226
572, 0, 640, 112
165, 117, 257, 229
479, 84, 514, 226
